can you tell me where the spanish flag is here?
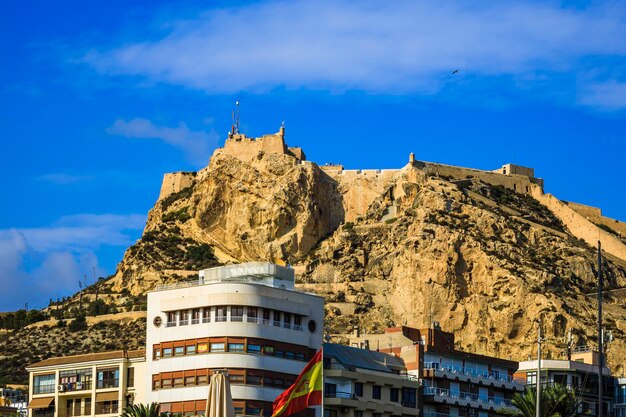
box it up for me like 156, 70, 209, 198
271, 348, 323, 417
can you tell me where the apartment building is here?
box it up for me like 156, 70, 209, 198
517, 347, 617, 417
350, 324, 524, 417
323, 343, 421, 417
615, 377, 626, 417
1, 387, 28, 417
145, 262, 324, 417
26, 350, 145, 417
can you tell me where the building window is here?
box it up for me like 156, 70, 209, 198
161, 379, 172, 388
210, 343, 225, 352
274, 348, 285, 358
96, 368, 119, 389
285, 351, 295, 360
203, 307, 211, 323
186, 345, 196, 355
127, 368, 135, 388
167, 312, 176, 327
402, 387, 417, 408
325, 383, 337, 398
263, 309, 271, 324
264, 345, 274, 355
95, 400, 118, 415
228, 343, 245, 352
192, 309, 201, 324
84, 398, 91, 415
216, 306, 227, 322
173, 377, 183, 387
154, 348, 161, 359
184, 376, 195, 386
526, 371, 537, 385
247, 374, 262, 385
180, 310, 189, 326
248, 344, 262, 354
296, 352, 305, 361
197, 375, 208, 385
355, 412, 363, 417
283, 313, 292, 329
354, 382, 363, 397
247, 307, 258, 323
294, 315, 302, 330
273, 310, 281, 326
163, 348, 173, 357
229, 374, 245, 384
390, 388, 399, 402
197, 343, 208, 354
33, 374, 55, 394
372, 385, 382, 400
231, 306, 244, 322
174, 346, 184, 356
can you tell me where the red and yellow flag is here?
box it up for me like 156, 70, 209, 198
271, 348, 323, 417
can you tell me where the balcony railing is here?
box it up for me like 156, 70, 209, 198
163, 314, 304, 330
96, 379, 119, 389
165, 321, 176, 327
60, 382, 92, 391
202, 317, 210, 323
423, 362, 525, 385
95, 405, 119, 415
33, 386, 55, 395
424, 386, 514, 408
216, 316, 228, 322
179, 319, 189, 326
191, 318, 200, 324
325, 391, 357, 399
231, 315, 244, 322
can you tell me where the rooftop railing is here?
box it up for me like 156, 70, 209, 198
424, 362, 525, 385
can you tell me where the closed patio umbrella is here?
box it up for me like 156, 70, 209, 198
205, 370, 235, 417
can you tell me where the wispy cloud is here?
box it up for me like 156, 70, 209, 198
0, 213, 145, 310
579, 80, 626, 110
38, 173, 94, 185
82, 1, 626, 107
107, 118, 218, 165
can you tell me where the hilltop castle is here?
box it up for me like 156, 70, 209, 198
157, 128, 626, 261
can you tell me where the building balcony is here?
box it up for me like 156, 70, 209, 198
58, 382, 92, 393
424, 386, 516, 412
423, 363, 525, 390
96, 379, 119, 389
324, 391, 419, 415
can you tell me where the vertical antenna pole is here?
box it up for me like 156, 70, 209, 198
235, 100, 240, 135
598, 241, 603, 417
536, 319, 542, 417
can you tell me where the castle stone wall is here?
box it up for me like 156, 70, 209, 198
531, 186, 626, 260
413, 160, 543, 195
158, 172, 194, 200
565, 202, 626, 238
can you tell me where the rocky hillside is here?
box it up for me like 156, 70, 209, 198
4, 134, 626, 384
105, 139, 626, 369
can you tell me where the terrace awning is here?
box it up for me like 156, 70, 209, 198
28, 397, 54, 409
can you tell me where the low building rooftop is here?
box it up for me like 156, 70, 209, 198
27, 349, 145, 369
324, 343, 406, 374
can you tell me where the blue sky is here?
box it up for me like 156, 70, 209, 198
1, 0, 626, 311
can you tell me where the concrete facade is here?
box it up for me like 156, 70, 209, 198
350, 325, 523, 417
145, 262, 324, 417
517, 348, 616, 417
26, 351, 145, 417
323, 343, 421, 417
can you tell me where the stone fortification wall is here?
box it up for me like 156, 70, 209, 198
565, 202, 626, 238
412, 160, 543, 195
531, 186, 626, 260
158, 172, 195, 200
221, 127, 305, 164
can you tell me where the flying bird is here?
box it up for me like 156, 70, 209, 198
451, 69, 460, 74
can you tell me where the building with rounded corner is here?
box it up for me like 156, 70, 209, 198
145, 262, 324, 417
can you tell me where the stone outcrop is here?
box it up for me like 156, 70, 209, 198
108, 131, 626, 369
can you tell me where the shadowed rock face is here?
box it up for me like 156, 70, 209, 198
109, 146, 626, 369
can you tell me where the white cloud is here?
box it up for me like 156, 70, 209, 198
579, 80, 626, 110
0, 214, 145, 310
107, 118, 218, 165
83, 1, 626, 101
38, 173, 94, 184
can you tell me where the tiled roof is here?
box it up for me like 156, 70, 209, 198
28, 349, 145, 368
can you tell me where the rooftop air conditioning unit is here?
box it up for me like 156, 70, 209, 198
58, 385, 65, 392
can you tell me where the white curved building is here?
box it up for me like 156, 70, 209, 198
145, 263, 324, 417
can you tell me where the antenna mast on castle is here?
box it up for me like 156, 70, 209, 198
231, 100, 240, 136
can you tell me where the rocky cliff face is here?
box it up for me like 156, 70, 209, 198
110, 140, 626, 369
